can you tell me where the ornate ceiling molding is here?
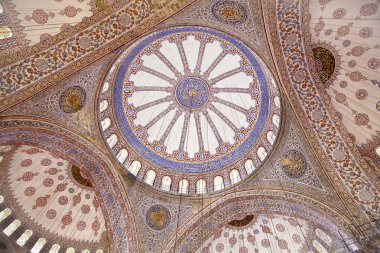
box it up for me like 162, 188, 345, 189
0, 0, 196, 113
262, 0, 379, 222
0, 117, 138, 253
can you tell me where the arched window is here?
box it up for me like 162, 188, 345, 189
267, 131, 276, 145
107, 134, 118, 149
144, 170, 156, 185
16, 230, 33, 246
96, 250, 104, 253
312, 239, 328, 253
245, 159, 255, 174
178, 179, 189, 194
99, 100, 108, 113
0, 195, 3, 204
49, 244, 61, 253
376, 146, 380, 157
82, 250, 90, 253
3, 219, 21, 236
129, 161, 141, 176
272, 114, 280, 128
213, 176, 224, 191
196, 179, 207, 194
257, 147, 268, 161
101, 82, 109, 93
101, 118, 111, 131
116, 149, 128, 164
0, 208, 12, 222
31, 238, 46, 253
315, 228, 332, 246
274, 96, 281, 108
161, 176, 172, 191
66, 248, 75, 253
230, 169, 241, 184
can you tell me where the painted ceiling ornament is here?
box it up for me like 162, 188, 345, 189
359, 2, 379, 17
335, 22, 353, 40
59, 6, 82, 18
40, 33, 53, 42
313, 17, 325, 36
368, 58, 380, 70
99, 26, 281, 193
59, 86, 86, 113
25, 9, 55, 24
175, 77, 210, 110
281, 150, 307, 178
211, 1, 248, 25
146, 205, 171, 230
359, 27, 374, 39
312, 42, 340, 88
332, 8, 346, 19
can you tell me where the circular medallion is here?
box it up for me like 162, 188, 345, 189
24, 187, 36, 196
281, 150, 307, 178
20, 159, 32, 167
175, 77, 210, 110
312, 47, 335, 84
212, 1, 247, 25
146, 205, 171, 230
59, 86, 86, 113
98, 26, 281, 193
46, 209, 57, 219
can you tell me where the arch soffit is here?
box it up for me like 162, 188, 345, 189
260, 0, 378, 221
162, 190, 354, 253
299, 2, 380, 187
0, 117, 138, 253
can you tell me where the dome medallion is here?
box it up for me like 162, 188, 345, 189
98, 26, 281, 193
175, 77, 210, 110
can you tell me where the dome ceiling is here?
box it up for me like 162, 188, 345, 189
309, 0, 380, 158
0, 0, 377, 252
98, 26, 281, 193
0, 0, 112, 54
196, 213, 334, 253
0, 145, 108, 252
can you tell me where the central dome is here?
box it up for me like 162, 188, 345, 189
98, 26, 281, 193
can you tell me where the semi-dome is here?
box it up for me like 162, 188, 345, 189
98, 26, 281, 194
